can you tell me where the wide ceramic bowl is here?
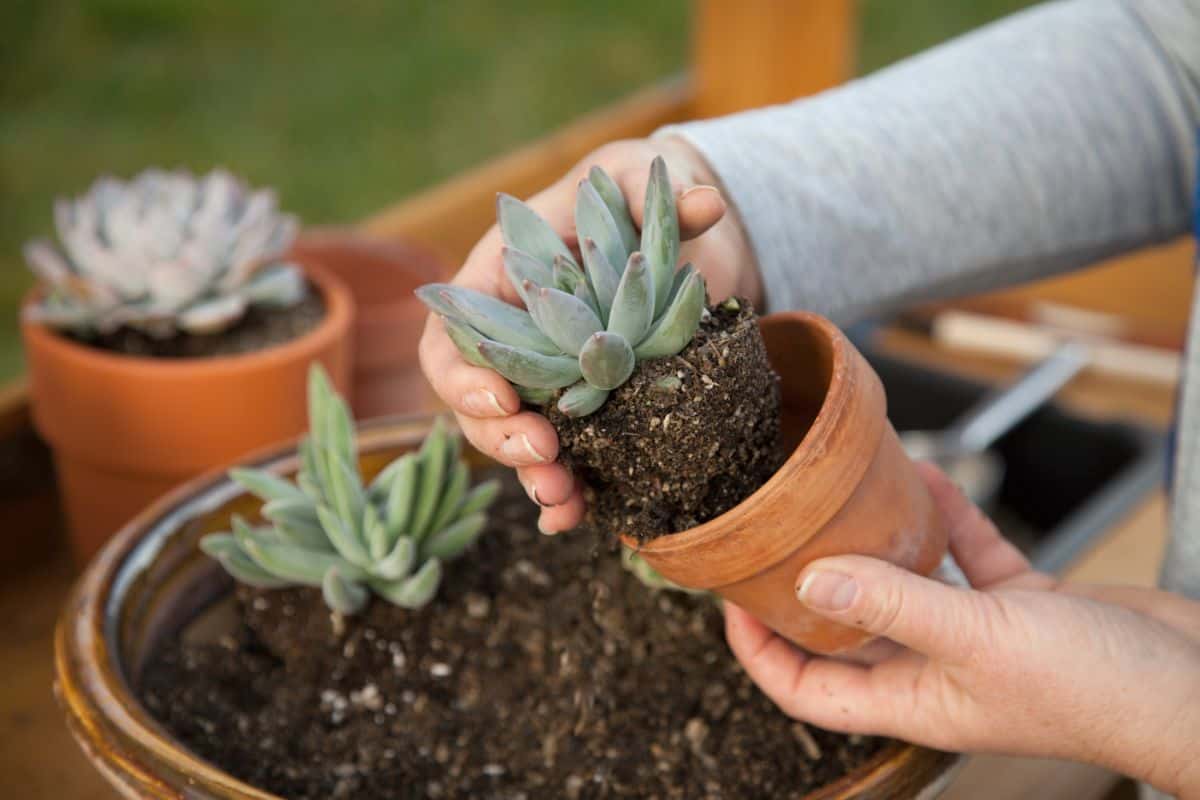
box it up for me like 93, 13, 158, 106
54, 415, 961, 799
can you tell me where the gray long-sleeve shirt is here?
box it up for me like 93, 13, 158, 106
662, 0, 1200, 599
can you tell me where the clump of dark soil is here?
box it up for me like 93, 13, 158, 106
140, 471, 884, 799
71, 288, 325, 358
548, 299, 783, 542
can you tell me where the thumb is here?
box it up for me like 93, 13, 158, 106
795, 555, 982, 661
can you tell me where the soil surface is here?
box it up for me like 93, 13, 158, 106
72, 288, 325, 358
141, 470, 884, 799
549, 300, 783, 542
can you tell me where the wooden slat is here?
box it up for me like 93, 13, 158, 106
692, 0, 855, 118
360, 76, 694, 265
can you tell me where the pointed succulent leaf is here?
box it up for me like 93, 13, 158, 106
327, 457, 365, 538
428, 284, 559, 356
370, 558, 442, 609
527, 287, 602, 357
241, 534, 368, 586
575, 180, 627, 276
240, 264, 306, 307
557, 381, 610, 418
580, 238, 619, 322
421, 512, 486, 561
363, 503, 389, 561
607, 253, 654, 344
230, 467, 308, 505
178, 295, 247, 335
641, 156, 680, 316
502, 247, 554, 306
579, 332, 636, 390
410, 419, 449, 539
215, 550, 292, 589
316, 504, 372, 568
440, 315, 492, 368
477, 341, 582, 389
496, 194, 575, 270
667, 262, 697, 306
588, 166, 640, 255
199, 533, 240, 559
634, 270, 708, 360
573, 279, 602, 321
262, 496, 320, 528
457, 479, 500, 518
298, 440, 323, 501
515, 385, 557, 405
384, 453, 419, 539
429, 461, 469, 536
413, 284, 458, 318
374, 535, 415, 580
323, 567, 369, 615
552, 255, 587, 295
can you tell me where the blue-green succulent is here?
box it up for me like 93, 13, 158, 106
201, 365, 498, 615
417, 156, 707, 418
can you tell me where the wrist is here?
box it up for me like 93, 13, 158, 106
1102, 646, 1200, 796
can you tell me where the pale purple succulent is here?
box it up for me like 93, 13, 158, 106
23, 168, 306, 338
417, 157, 707, 418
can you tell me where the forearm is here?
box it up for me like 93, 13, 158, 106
659, 0, 1200, 323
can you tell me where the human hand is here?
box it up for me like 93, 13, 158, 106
418, 136, 760, 533
724, 462, 1200, 798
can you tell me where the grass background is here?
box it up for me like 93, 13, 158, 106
0, 0, 1036, 380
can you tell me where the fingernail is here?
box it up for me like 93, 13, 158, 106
680, 184, 721, 200
462, 389, 507, 417
797, 571, 857, 612
537, 517, 556, 536
520, 478, 549, 507
500, 433, 549, 464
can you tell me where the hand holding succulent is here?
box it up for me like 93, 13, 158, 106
417, 157, 707, 418
201, 366, 498, 620
417, 136, 759, 534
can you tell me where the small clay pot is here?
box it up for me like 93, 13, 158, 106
21, 264, 353, 565
623, 311, 950, 655
54, 416, 961, 799
288, 230, 447, 419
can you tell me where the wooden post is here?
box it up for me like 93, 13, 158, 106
692, 0, 856, 119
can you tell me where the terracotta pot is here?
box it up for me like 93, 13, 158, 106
54, 416, 961, 799
288, 230, 447, 419
623, 311, 951, 655
21, 264, 353, 565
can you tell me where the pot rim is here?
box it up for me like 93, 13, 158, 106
21, 261, 353, 378
621, 311, 885, 567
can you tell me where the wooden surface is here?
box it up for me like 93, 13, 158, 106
692, 0, 855, 117
361, 76, 693, 265
1, 329, 1177, 799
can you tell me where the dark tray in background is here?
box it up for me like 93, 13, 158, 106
862, 348, 1166, 573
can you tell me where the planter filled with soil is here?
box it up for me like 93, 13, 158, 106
55, 416, 960, 799
20, 169, 353, 562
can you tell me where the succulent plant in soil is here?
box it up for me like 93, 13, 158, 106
418, 157, 782, 542
23, 167, 308, 342
201, 365, 498, 631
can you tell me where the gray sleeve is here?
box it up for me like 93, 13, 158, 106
658, 0, 1200, 323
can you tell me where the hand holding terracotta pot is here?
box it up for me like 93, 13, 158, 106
625, 312, 950, 655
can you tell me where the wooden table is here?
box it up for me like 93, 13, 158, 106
0, 330, 1175, 798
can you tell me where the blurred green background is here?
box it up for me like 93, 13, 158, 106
1, 0, 1035, 381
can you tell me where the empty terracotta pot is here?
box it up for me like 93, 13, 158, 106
623, 311, 950, 655
21, 264, 353, 565
288, 230, 447, 419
